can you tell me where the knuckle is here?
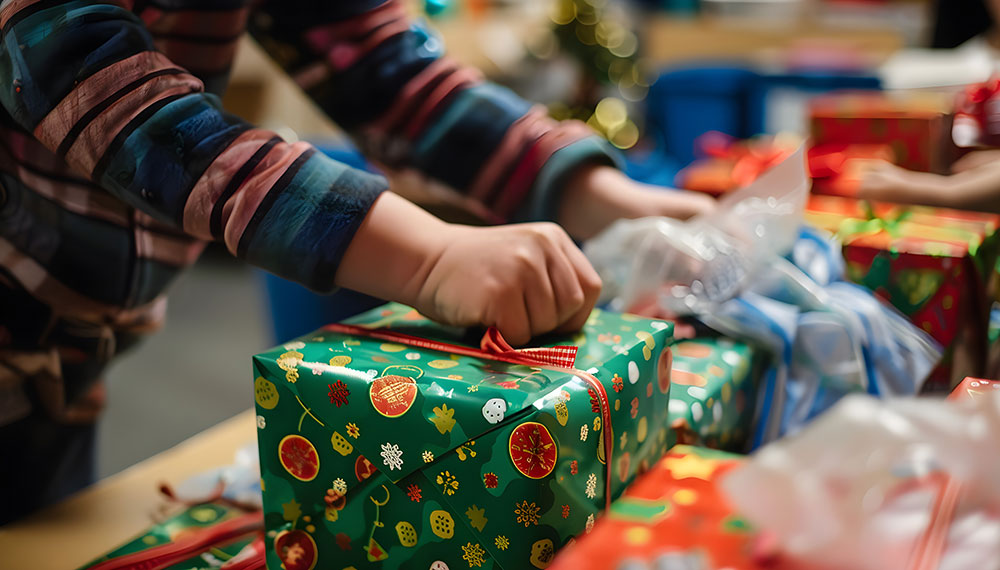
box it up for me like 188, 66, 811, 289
480, 278, 505, 298
567, 289, 586, 308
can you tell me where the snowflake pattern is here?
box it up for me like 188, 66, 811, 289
332, 478, 347, 494
580, 424, 589, 442
467, 384, 479, 393
483, 472, 498, 489
380, 442, 403, 471
423, 450, 435, 463
407, 483, 422, 502
346, 422, 360, 439
585, 473, 598, 499
462, 542, 486, 568
611, 374, 624, 393
327, 380, 350, 407
437, 470, 460, 495
256, 415, 266, 429
514, 500, 540, 527
586, 513, 595, 533
570, 460, 578, 475
562, 504, 571, 519
495, 535, 510, 551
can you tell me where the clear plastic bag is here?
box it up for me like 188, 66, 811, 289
584, 148, 940, 445
586, 146, 809, 316
721, 393, 1000, 570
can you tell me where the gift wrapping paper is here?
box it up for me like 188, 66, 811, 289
805, 195, 1000, 389
252, 303, 674, 569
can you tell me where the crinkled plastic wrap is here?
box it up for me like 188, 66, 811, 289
585, 148, 941, 445
721, 393, 1000, 570
586, 146, 809, 316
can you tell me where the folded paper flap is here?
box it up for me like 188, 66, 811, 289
252, 305, 672, 485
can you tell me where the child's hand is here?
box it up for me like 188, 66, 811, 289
952, 150, 1000, 173
337, 193, 600, 345
413, 223, 601, 346
856, 160, 928, 204
857, 158, 1000, 213
557, 165, 716, 240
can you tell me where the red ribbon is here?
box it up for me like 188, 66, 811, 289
694, 131, 795, 188
322, 323, 615, 510
909, 475, 963, 570
479, 327, 579, 369
84, 511, 264, 570
955, 76, 1000, 133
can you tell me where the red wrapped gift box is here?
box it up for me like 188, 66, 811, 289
807, 142, 894, 197
550, 445, 798, 570
805, 195, 1000, 389
809, 91, 953, 174
947, 376, 1000, 402
674, 132, 796, 196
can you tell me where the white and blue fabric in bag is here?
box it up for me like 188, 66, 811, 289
584, 147, 941, 447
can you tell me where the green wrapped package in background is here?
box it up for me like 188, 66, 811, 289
78, 502, 258, 569
666, 337, 762, 452
252, 303, 674, 569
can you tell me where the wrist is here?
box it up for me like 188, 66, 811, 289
335, 192, 453, 306
557, 164, 715, 240
557, 164, 630, 240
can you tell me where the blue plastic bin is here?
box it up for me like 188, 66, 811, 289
646, 65, 881, 167
646, 65, 761, 165
748, 71, 881, 135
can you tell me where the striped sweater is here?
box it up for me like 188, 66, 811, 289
0, 0, 615, 423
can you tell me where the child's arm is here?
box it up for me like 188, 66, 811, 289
0, 2, 385, 293
858, 157, 1000, 213
557, 164, 715, 240
0, 1, 597, 342
250, 0, 713, 238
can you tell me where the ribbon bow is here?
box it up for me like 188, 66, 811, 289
837, 203, 912, 241
480, 327, 578, 368
960, 77, 1000, 107
698, 131, 796, 188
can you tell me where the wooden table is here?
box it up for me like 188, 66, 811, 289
0, 410, 257, 570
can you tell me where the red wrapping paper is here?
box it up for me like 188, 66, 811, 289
809, 92, 953, 174
550, 446, 799, 570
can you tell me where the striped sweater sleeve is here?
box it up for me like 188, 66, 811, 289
250, 0, 622, 224
0, 0, 386, 292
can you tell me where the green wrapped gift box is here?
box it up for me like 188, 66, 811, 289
667, 337, 762, 452
78, 502, 261, 569
252, 303, 674, 570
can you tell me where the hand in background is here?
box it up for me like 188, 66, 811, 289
858, 158, 1000, 214
952, 150, 1000, 173
557, 164, 716, 241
